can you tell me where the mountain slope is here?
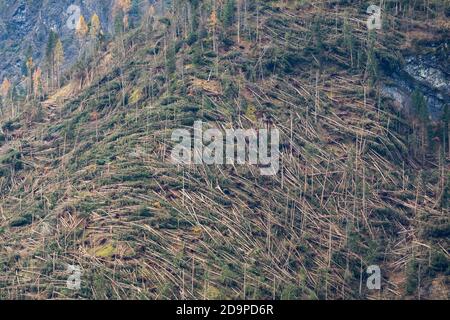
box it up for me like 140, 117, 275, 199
0, 0, 448, 300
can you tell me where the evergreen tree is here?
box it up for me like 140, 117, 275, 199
54, 38, 64, 88
343, 16, 354, 68
209, 7, 218, 53
365, 31, 378, 86
189, 0, 200, 32
442, 104, 449, 155
222, 0, 235, 29
45, 30, 59, 89
412, 89, 430, 160
21, 46, 33, 77
129, 0, 141, 28
114, 11, 125, 34
114, 0, 131, 33
412, 89, 429, 122
312, 16, 324, 55
26, 56, 34, 98
166, 44, 177, 78
45, 30, 57, 68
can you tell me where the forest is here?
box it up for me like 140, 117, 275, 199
0, 0, 448, 300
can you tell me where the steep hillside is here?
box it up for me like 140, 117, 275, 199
0, 0, 448, 300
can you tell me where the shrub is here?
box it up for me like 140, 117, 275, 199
137, 206, 154, 217
430, 252, 449, 273
425, 223, 450, 239
10, 214, 33, 227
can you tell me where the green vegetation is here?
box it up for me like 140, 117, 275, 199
0, 0, 448, 300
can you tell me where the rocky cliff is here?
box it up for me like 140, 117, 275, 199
0, 0, 115, 80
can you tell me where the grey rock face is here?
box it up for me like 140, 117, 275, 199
0, 0, 115, 81
404, 56, 449, 94
382, 53, 449, 120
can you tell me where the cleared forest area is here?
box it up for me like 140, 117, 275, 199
0, 0, 448, 299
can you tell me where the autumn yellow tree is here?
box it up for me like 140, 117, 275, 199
1, 78, 11, 101
76, 15, 89, 39
76, 15, 89, 60
87, 13, 102, 58
209, 9, 218, 53
26, 57, 34, 98
117, 0, 131, 13
1, 77, 12, 116
90, 13, 101, 38
33, 67, 42, 98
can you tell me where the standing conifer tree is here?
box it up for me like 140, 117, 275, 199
222, 0, 235, 29
442, 104, 449, 155
412, 89, 430, 162
45, 30, 58, 89
26, 56, 34, 100
54, 38, 64, 88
